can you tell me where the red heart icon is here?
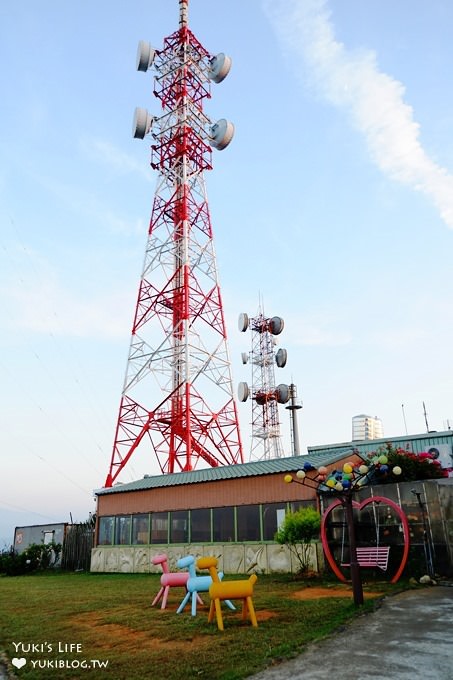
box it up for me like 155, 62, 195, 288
320, 495, 410, 584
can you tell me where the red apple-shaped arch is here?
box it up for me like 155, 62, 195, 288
320, 495, 410, 584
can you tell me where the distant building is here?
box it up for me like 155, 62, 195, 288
352, 414, 383, 441
14, 523, 68, 554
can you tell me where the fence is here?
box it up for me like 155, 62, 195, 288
61, 518, 95, 571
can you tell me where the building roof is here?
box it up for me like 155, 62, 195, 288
308, 430, 453, 456
95, 449, 359, 497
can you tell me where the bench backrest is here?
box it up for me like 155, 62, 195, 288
356, 546, 390, 568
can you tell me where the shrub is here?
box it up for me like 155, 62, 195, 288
0, 542, 62, 576
275, 507, 321, 573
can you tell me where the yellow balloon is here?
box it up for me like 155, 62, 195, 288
284, 474, 293, 484
343, 463, 353, 474
326, 479, 335, 488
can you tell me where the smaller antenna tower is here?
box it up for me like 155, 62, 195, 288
238, 307, 300, 460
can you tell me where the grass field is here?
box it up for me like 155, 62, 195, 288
0, 572, 405, 679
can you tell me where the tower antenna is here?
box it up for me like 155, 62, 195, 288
105, 1, 242, 486
238, 304, 298, 461
423, 401, 430, 433
401, 403, 408, 435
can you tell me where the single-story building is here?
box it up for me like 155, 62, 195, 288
91, 449, 363, 574
91, 431, 453, 575
14, 523, 68, 555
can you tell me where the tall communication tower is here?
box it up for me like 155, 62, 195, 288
105, 0, 243, 487
238, 308, 296, 461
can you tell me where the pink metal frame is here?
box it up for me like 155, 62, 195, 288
105, 0, 243, 486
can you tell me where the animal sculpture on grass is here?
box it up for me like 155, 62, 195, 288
197, 556, 258, 631
176, 555, 235, 616
151, 553, 191, 610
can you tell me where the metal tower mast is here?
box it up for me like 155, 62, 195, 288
238, 307, 292, 461
105, 0, 243, 486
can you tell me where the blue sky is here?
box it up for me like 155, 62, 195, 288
1, 0, 453, 547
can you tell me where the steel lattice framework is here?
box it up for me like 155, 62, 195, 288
248, 312, 286, 461
105, 0, 243, 487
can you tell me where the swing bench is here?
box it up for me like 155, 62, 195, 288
339, 500, 390, 571
341, 546, 390, 571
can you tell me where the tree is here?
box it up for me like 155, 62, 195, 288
275, 507, 321, 573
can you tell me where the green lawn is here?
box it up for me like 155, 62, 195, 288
0, 572, 404, 679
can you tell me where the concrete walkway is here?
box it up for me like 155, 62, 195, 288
249, 586, 453, 680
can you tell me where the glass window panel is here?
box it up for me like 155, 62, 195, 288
190, 508, 211, 543
212, 507, 235, 542
151, 512, 169, 544
43, 531, 55, 545
262, 503, 287, 540
170, 510, 189, 543
132, 514, 150, 545
430, 521, 446, 543
98, 517, 114, 545
237, 504, 261, 541
115, 516, 131, 545
290, 500, 317, 513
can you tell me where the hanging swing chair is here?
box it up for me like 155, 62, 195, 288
320, 495, 410, 584
339, 500, 390, 571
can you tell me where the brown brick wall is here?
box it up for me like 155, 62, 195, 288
96, 453, 363, 516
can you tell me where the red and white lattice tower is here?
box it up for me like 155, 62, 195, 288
238, 307, 292, 461
104, 0, 243, 487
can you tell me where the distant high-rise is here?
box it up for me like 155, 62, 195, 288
352, 414, 383, 441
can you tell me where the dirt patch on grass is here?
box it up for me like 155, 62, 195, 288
70, 612, 210, 651
256, 609, 278, 621
292, 587, 383, 600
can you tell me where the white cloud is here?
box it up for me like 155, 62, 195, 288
32, 170, 146, 236
3, 279, 130, 339
264, 0, 453, 229
0, 249, 131, 339
283, 310, 352, 347
79, 137, 152, 183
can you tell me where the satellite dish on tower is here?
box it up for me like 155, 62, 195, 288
275, 348, 287, 368
269, 316, 284, 335
208, 53, 232, 83
210, 119, 235, 150
133, 107, 153, 139
238, 313, 249, 332
276, 384, 290, 404
238, 382, 249, 402
136, 40, 156, 72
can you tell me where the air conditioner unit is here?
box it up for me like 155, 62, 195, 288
425, 444, 453, 469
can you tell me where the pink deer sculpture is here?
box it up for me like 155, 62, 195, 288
151, 553, 189, 610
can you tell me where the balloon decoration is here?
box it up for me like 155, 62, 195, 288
317, 456, 402, 494
284, 455, 402, 495
284, 453, 409, 602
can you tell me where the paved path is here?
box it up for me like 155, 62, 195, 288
249, 586, 453, 680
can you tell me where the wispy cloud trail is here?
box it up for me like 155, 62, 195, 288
264, 0, 453, 228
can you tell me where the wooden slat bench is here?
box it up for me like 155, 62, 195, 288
341, 546, 390, 571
